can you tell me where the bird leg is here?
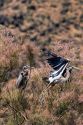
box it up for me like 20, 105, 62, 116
39, 83, 51, 106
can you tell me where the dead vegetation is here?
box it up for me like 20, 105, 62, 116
0, 0, 83, 125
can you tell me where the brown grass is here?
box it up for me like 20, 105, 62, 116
0, 0, 83, 124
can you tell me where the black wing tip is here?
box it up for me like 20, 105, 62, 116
42, 48, 70, 64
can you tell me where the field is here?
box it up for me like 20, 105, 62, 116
0, 0, 83, 125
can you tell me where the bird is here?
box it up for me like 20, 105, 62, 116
42, 49, 73, 85
60, 66, 72, 82
16, 65, 30, 90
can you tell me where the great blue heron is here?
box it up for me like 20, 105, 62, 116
39, 49, 81, 106
42, 49, 78, 85
16, 65, 30, 90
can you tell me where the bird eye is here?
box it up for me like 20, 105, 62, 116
21, 72, 23, 75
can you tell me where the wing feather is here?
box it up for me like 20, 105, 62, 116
46, 51, 69, 70
16, 73, 23, 87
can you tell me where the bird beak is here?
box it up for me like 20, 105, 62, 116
72, 66, 81, 70
26, 65, 30, 68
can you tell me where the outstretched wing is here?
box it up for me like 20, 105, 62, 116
46, 51, 69, 70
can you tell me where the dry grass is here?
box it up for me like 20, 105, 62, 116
1, 88, 29, 125
0, 0, 83, 124
0, 32, 40, 83
0, 58, 82, 125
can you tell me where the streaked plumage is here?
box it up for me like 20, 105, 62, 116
16, 65, 29, 90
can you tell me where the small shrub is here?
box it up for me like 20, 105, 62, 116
3, 89, 28, 111
29, 114, 54, 125
0, 66, 10, 82
47, 97, 54, 113
30, 115, 44, 125
2, 89, 29, 125
7, 114, 24, 125
58, 111, 77, 125
54, 101, 70, 116
9, 52, 19, 70
0, 38, 20, 82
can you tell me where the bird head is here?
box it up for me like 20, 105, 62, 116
23, 65, 30, 72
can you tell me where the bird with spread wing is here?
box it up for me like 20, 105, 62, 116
42, 49, 80, 85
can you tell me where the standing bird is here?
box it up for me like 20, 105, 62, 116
16, 65, 30, 90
